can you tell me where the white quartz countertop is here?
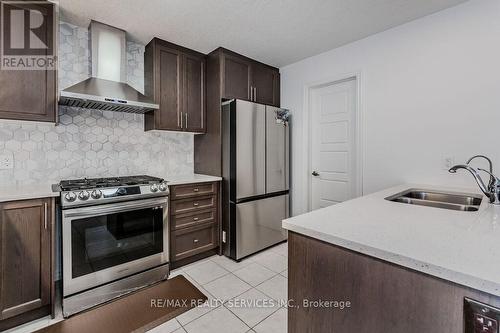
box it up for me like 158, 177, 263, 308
0, 183, 59, 203
164, 173, 222, 186
0, 174, 221, 203
283, 184, 500, 297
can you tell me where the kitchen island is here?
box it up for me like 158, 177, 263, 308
283, 184, 500, 333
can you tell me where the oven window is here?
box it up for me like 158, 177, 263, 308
71, 207, 164, 279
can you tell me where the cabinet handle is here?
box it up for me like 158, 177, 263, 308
44, 202, 48, 230
193, 217, 199, 221
193, 188, 199, 192
254, 87, 257, 101
193, 239, 199, 244
185, 113, 188, 129
193, 202, 199, 207
180, 112, 183, 129
250, 86, 253, 101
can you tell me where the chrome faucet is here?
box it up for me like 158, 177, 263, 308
449, 156, 500, 205
466, 155, 495, 191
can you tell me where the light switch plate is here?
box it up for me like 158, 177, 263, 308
0, 153, 13, 170
443, 156, 455, 170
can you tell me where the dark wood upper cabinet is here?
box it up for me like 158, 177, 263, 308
222, 53, 251, 101
144, 38, 206, 133
158, 46, 182, 131
183, 53, 206, 133
194, 47, 281, 176
0, 3, 56, 123
220, 49, 280, 107
252, 62, 280, 106
0, 198, 54, 331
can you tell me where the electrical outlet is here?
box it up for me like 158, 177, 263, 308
465, 298, 500, 333
0, 153, 13, 170
474, 313, 498, 333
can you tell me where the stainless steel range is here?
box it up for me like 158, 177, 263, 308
59, 175, 169, 317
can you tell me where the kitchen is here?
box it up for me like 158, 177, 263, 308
1, 0, 500, 332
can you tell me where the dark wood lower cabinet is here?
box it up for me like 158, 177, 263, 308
169, 182, 220, 269
0, 198, 54, 331
288, 231, 500, 333
171, 223, 218, 262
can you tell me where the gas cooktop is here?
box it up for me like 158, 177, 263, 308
59, 175, 163, 191
59, 175, 168, 208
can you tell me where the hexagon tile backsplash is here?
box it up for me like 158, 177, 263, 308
0, 108, 193, 186
0, 21, 194, 187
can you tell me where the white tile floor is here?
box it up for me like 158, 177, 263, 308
159, 241, 288, 333
5, 241, 288, 333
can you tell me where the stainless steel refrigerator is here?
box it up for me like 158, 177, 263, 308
221, 99, 290, 260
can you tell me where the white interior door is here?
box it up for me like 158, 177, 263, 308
310, 77, 358, 210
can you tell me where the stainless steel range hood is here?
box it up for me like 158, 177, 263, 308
59, 21, 158, 113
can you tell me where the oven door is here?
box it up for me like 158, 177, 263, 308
62, 197, 168, 296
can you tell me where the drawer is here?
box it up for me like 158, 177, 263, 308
171, 195, 216, 215
170, 182, 217, 200
171, 209, 216, 230
171, 223, 217, 261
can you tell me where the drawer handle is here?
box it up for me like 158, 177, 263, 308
193, 202, 199, 207
193, 217, 199, 221
193, 239, 199, 243
193, 188, 199, 192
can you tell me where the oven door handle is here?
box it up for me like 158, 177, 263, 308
63, 198, 168, 219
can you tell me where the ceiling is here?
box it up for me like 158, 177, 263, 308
59, 0, 468, 67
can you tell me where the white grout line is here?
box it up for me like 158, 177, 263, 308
249, 305, 283, 330
222, 287, 283, 330
221, 303, 253, 331
177, 302, 223, 327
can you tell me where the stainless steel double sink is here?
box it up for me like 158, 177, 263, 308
385, 189, 483, 212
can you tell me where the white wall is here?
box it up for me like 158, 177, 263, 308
281, 0, 500, 216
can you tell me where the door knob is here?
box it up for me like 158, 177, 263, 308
312, 171, 319, 177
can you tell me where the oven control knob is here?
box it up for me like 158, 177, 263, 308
150, 184, 159, 192
78, 191, 90, 200
159, 183, 167, 192
91, 190, 102, 199
65, 192, 77, 202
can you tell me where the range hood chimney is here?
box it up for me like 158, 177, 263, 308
59, 21, 159, 113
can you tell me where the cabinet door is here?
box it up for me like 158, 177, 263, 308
222, 53, 251, 101
183, 54, 206, 133
0, 199, 51, 320
0, 3, 56, 123
156, 45, 183, 130
252, 63, 279, 106
0, 70, 56, 122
